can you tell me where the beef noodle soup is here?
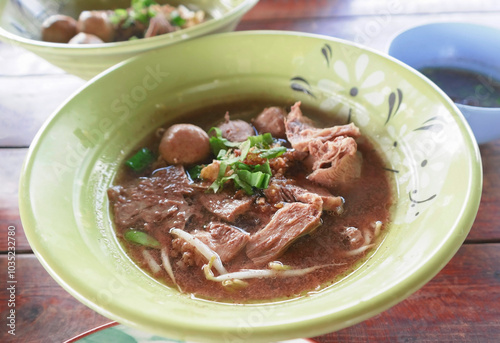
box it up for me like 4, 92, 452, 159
108, 101, 393, 302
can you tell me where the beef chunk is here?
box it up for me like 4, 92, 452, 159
246, 202, 321, 265
253, 106, 287, 138
217, 112, 255, 142
108, 165, 192, 230
199, 192, 253, 222
285, 102, 360, 152
298, 182, 344, 212
284, 102, 362, 188
306, 137, 362, 188
193, 223, 249, 263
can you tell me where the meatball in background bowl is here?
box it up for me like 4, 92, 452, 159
0, 0, 258, 79
19, 32, 482, 342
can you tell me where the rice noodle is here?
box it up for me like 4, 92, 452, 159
170, 228, 228, 275
203, 257, 344, 282
142, 249, 161, 274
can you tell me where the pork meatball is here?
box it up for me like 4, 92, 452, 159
77, 11, 114, 43
41, 15, 78, 43
217, 112, 255, 142
253, 106, 287, 138
68, 32, 104, 44
159, 124, 210, 165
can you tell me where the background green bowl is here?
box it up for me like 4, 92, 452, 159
0, 0, 258, 79
19, 31, 482, 342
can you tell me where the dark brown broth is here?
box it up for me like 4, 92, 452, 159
420, 67, 500, 107
111, 100, 393, 302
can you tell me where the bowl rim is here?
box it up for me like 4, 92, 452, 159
19, 30, 483, 341
0, 0, 259, 54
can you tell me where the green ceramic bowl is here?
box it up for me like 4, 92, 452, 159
19, 31, 482, 342
0, 0, 258, 79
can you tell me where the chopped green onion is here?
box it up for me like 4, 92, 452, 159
218, 161, 228, 179
171, 15, 186, 27
110, 8, 128, 25
216, 149, 227, 160
187, 165, 203, 180
124, 230, 160, 248
263, 174, 271, 188
248, 132, 273, 147
238, 140, 251, 161
130, 0, 158, 24
208, 127, 239, 156
115, 8, 128, 17
125, 147, 155, 171
253, 161, 272, 175
121, 16, 134, 29
237, 169, 265, 188
234, 162, 251, 171
232, 174, 253, 194
133, 11, 149, 24
259, 146, 287, 159
147, 7, 156, 18
235, 169, 253, 186
208, 161, 228, 193
132, 0, 157, 7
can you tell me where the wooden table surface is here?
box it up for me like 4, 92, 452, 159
1, 0, 500, 342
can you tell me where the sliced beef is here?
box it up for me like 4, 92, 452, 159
217, 112, 255, 142
108, 165, 193, 230
253, 106, 287, 138
264, 180, 342, 212
298, 182, 344, 212
246, 202, 321, 265
199, 192, 253, 222
285, 102, 360, 152
307, 137, 362, 188
193, 222, 249, 263
150, 165, 193, 194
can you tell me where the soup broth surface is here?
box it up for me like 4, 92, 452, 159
108, 101, 394, 302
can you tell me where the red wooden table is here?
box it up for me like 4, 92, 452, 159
1, 1, 499, 342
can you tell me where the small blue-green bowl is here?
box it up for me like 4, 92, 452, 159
389, 22, 500, 144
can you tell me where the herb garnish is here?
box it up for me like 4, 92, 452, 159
203, 128, 286, 195
110, 0, 158, 28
